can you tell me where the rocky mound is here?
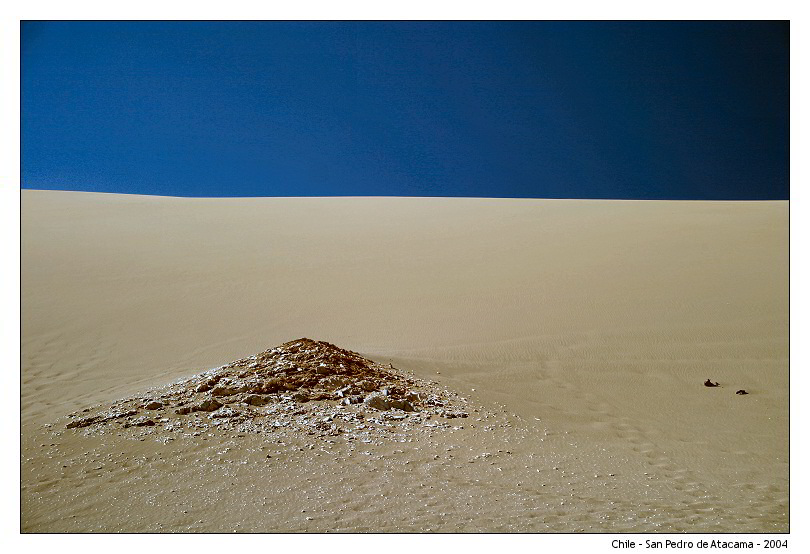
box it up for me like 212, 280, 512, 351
64, 339, 470, 442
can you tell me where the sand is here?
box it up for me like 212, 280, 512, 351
21, 190, 788, 532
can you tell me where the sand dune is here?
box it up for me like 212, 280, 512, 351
21, 190, 788, 532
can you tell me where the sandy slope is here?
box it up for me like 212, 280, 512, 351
21, 190, 788, 532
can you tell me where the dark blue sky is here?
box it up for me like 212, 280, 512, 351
22, 21, 788, 199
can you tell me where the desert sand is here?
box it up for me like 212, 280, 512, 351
21, 190, 788, 532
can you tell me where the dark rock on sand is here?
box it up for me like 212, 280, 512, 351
406, 391, 425, 403
66, 409, 138, 429
211, 385, 241, 397
244, 394, 269, 406
292, 391, 310, 403
341, 394, 365, 406
364, 392, 414, 412
211, 407, 240, 418
193, 398, 223, 412
389, 398, 415, 412
364, 392, 391, 410
66, 417, 99, 429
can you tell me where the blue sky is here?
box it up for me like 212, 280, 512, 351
21, 21, 788, 199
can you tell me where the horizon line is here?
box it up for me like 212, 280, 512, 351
20, 188, 790, 202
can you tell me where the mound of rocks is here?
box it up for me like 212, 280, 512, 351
63, 339, 469, 442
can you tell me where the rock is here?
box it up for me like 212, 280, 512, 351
255, 379, 284, 394
358, 380, 377, 392
212, 385, 240, 397
363, 393, 413, 411
704, 379, 719, 387
322, 376, 351, 389
144, 401, 163, 410
66, 416, 99, 429
175, 407, 192, 415
211, 407, 240, 418
136, 419, 155, 427
193, 398, 223, 412
389, 399, 415, 412
196, 383, 211, 393
244, 394, 269, 406
292, 391, 310, 403
405, 391, 424, 403
736, 389, 749, 395
66, 409, 138, 429
364, 392, 391, 411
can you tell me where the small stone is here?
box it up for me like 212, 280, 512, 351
136, 419, 155, 427
193, 398, 223, 412
66, 417, 97, 429
211, 407, 240, 418
364, 392, 391, 411
145, 401, 163, 410
358, 380, 377, 392
388, 399, 415, 412
244, 394, 269, 406
175, 407, 192, 415
292, 391, 310, 403
405, 391, 424, 403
